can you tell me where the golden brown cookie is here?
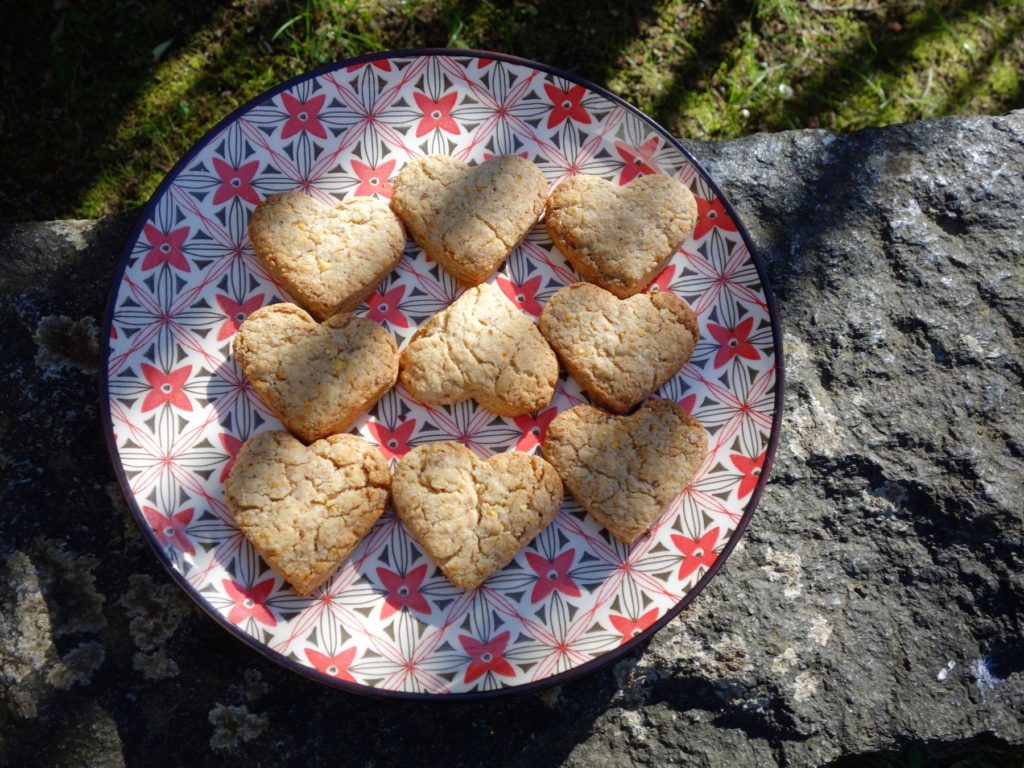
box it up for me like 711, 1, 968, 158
224, 431, 390, 596
391, 442, 563, 589
539, 283, 698, 414
546, 174, 698, 298
542, 399, 707, 544
233, 303, 398, 443
249, 191, 405, 320
399, 284, 557, 417
390, 155, 548, 285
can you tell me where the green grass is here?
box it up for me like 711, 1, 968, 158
0, 0, 1021, 220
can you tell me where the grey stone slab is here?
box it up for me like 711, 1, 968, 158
1, 112, 1021, 767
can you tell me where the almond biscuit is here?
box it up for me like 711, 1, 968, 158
225, 431, 390, 596
391, 155, 547, 285
233, 303, 398, 442
399, 284, 557, 417
391, 442, 563, 589
542, 399, 707, 544
249, 191, 405, 320
546, 174, 698, 298
540, 282, 698, 414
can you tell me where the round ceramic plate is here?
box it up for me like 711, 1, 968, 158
102, 49, 783, 699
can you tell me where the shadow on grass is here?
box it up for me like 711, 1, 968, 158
0, 1, 227, 220
648, 0, 1022, 136
737, 0, 999, 133
0, 0, 674, 221
3, 0, 1021, 221
642, 0, 757, 130
437, 0, 664, 89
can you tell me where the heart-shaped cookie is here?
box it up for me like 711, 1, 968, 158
390, 155, 548, 285
546, 174, 698, 298
233, 303, 398, 443
399, 284, 557, 417
542, 399, 707, 544
391, 443, 563, 589
540, 283, 698, 414
224, 431, 390, 596
249, 191, 405, 320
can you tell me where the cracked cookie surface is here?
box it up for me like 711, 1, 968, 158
542, 399, 707, 544
249, 191, 405, 320
233, 303, 398, 443
390, 155, 548, 285
540, 283, 698, 414
391, 442, 563, 590
546, 174, 698, 298
224, 431, 390, 596
399, 284, 557, 417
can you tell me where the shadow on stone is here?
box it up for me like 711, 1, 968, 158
828, 732, 1024, 768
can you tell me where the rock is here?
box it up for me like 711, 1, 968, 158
0, 112, 1021, 766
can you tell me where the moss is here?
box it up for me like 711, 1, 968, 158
985, 56, 1020, 101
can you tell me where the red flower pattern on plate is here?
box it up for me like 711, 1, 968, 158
140, 364, 192, 412
459, 631, 515, 683
647, 264, 676, 293
708, 317, 760, 368
306, 647, 358, 681
525, 550, 581, 603
347, 59, 392, 72
141, 224, 190, 272
352, 159, 396, 198
616, 136, 660, 184
609, 608, 660, 644
212, 158, 260, 206
223, 578, 277, 627
218, 433, 244, 483
414, 92, 459, 137
731, 451, 766, 499
366, 419, 416, 461
671, 528, 721, 581
142, 505, 196, 556
364, 284, 408, 327
281, 93, 327, 140
376, 564, 431, 619
543, 83, 591, 128
215, 294, 265, 342
496, 275, 543, 316
512, 407, 558, 452
693, 195, 738, 241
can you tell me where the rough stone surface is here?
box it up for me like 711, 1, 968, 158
1, 113, 1022, 766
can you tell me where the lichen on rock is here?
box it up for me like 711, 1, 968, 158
33, 315, 100, 375
208, 704, 269, 751
119, 574, 189, 653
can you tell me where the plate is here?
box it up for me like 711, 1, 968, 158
102, 49, 783, 699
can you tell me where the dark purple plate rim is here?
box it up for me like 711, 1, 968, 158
100, 47, 785, 702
